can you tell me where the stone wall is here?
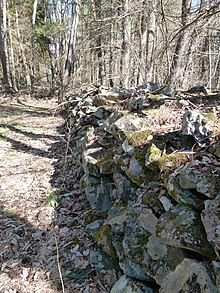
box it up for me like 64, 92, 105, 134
65, 85, 220, 292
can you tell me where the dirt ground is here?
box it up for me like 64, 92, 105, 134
0, 96, 113, 293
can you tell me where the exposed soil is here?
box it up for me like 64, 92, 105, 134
0, 96, 113, 293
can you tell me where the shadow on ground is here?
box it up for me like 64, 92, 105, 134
0, 101, 97, 292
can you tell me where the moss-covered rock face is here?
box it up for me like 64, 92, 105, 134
97, 148, 117, 175
145, 143, 162, 167
157, 152, 189, 182
121, 205, 185, 285
167, 160, 220, 209
160, 259, 219, 293
201, 194, 220, 259
104, 112, 151, 141
156, 204, 215, 258
126, 129, 152, 146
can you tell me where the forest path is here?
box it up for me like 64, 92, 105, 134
0, 97, 101, 292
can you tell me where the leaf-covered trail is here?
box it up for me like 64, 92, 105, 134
0, 97, 103, 292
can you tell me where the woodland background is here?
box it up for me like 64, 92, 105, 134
0, 0, 219, 100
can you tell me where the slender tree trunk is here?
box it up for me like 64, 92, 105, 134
109, 0, 114, 87
8, 16, 17, 90
15, 9, 31, 89
0, 0, 9, 88
31, 0, 38, 92
121, 0, 131, 88
145, 1, 156, 81
167, 0, 191, 87
59, 1, 80, 102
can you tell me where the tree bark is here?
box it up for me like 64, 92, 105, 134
121, 0, 131, 88
31, 0, 38, 92
0, 0, 9, 87
59, 1, 80, 102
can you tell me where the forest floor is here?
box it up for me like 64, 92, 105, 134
0, 96, 113, 293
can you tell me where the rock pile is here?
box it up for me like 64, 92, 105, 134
65, 84, 220, 292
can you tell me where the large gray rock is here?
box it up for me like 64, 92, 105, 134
156, 204, 215, 257
136, 82, 159, 93
121, 205, 185, 284
178, 161, 219, 199
104, 112, 150, 141
160, 259, 219, 293
113, 172, 137, 202
182, 111, 212, 144
124, 156, 146, 186
128, 97, 145, 112
90, 250, 119, 272
201, 194, 220, 259
84, 178, 112, 212
110, 275, 155, 293
83, 147, 105, 177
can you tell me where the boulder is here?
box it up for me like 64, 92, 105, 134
136, 82, 159, 93
104, 112, 151, 141
182, 111, 212, 144
201, 194, 220, 258
90, 250, 119, 272
113, 172, 137, 202
167, 160, 220, 209
160, 259, 218, 293
84, 178, 112, 212
156, 204, 215, 257
121, 205, 185, 284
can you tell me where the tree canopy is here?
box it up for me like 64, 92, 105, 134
0, 0, 219, 98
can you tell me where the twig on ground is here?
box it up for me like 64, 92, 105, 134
54, 231, 65, 293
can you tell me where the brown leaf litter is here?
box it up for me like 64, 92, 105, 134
0, 96, 112, 293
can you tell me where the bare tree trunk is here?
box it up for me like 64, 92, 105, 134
109, 0, 114, 87
0, 0, 9, 88
15, 8, 31, 90
145, 1, 156, 81
8, 16, 17, 90
31, 0, 38, 92
167, 0, 191, 87
59, 1, 80, 102
121, 0, 131, 88
137, 0, 156, 85
138, 4, 147, 85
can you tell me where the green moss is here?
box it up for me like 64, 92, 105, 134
84, 209, 108, 225
145, 144, 162, 166
157, 152, 187, 169
126, 129, 152, 146
94, 225, 117, 258
157, 152, 188, 184
95, 225, 112, 242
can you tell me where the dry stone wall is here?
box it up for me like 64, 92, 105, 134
65, 85, 220, 292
